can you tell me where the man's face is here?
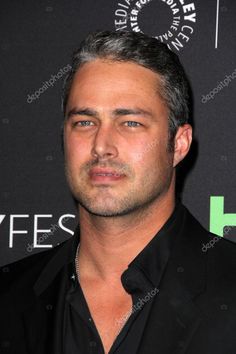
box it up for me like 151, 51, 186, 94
64, 59, 175, 217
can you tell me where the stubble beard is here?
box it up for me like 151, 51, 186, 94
65, 155, 174, 218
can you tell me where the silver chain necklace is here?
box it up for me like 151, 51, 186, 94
74, 242, 80, 281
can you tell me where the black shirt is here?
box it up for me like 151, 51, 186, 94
63, 200, 185, 354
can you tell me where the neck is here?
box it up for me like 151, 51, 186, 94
76, 192, 176, 284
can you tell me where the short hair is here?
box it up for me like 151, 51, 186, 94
62, 30, 191, 151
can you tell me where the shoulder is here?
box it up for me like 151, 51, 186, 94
205, 232, 236, 290
182, 204, 236, 288
0, 238, 72, 294
182, 203, 236, 251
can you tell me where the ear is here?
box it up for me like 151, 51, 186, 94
173, 124, 192, 167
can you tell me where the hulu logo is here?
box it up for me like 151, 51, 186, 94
210, 196, 236, 236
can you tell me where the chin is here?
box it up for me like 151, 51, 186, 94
79, 202, 127, 217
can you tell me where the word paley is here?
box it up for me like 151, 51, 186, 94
114, 0, 197, 51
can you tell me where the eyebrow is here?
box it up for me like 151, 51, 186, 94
66, 107, 153, 120
66, 108, 98, 120
113, 108, 152, 118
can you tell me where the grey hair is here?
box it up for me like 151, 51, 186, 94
62, 30, 191, 151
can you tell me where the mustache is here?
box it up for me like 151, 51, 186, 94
82, 159, 132, 176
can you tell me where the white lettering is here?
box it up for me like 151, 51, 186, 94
171, 37, 184, 50
181, 25, 194, 34
178, 31, 189, 42
184, 12, 196, 22
0, 215, 5, 224
115, 18, 127, 26
58, 214, 75, 236
9, 215, 29, 248
33, 215, 53, 248
183, 3, 195, 13
115, 9, 128, 17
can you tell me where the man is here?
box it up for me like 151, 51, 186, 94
1, 31, 236, 354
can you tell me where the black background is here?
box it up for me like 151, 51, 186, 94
1, 0, 235, 266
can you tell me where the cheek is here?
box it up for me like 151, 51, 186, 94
127, 139, 151, 164
125, 144, 154, 181
130, 139, 160, 165
130, 140, 171, 175
64, 134, 90, 166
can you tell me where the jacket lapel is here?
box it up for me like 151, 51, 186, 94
21, 233, 78, 354
137, 207, 208, 354
137, 276, 203, 354
20, 207, 208, 354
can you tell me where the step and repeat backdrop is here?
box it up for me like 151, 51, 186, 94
0, 0, 235, 266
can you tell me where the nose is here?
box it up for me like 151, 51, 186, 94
91, 124, 118, 161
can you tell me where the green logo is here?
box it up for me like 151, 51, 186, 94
210, 196, 236, 236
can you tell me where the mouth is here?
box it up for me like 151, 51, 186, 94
89, 168, 126, 183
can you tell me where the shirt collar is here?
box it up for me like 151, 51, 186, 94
34, 199, 185, 297
120, 199, 186, 295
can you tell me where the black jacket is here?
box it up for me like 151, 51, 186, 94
1, 204, 236, 354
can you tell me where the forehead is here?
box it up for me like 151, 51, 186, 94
71, 59, 162, 93
66, 59, 167, 116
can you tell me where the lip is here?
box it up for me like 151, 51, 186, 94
89, 168, 125, 182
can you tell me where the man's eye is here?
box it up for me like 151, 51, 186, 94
73, 120, 94, 127
124, 121, 142, 127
